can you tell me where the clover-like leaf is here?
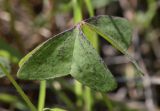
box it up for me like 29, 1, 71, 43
17, 26, 116, 92
84, 15, 143, 75
17, 15, 142, 92
70, 28, 116, 92
18, 28, 78, 80
84, 15, 132, 50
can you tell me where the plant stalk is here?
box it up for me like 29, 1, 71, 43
102, 93, 113, 111
0, 63, 37, 111
38, 80, 46, 111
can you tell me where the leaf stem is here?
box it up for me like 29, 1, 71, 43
84, 87, 92, 111
72, 0, 82, 23
38, 80, 46, 111
102, 93, 113, 111
0, 63, 37, 111
84, 0, 94, 17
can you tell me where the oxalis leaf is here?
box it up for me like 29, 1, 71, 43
17, 15, 143, 92
18, 28, 77, 79
17, 26, 116, 92
83, 15, 144, 75
70, 26, 116, 92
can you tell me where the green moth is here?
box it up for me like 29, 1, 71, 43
17, 15, 142, 92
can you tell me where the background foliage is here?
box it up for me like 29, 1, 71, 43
0, 0, 160, 111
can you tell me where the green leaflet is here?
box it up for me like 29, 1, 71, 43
18, 28, 77, 80
17, 15, 142, 92
0, 56, 11, 78
84, 15, 132, 50
84, 15, 143, 75
18, 26, 117, 92
70, 28, 116, 92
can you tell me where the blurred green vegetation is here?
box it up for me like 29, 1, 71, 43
0, 0, 160, 111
